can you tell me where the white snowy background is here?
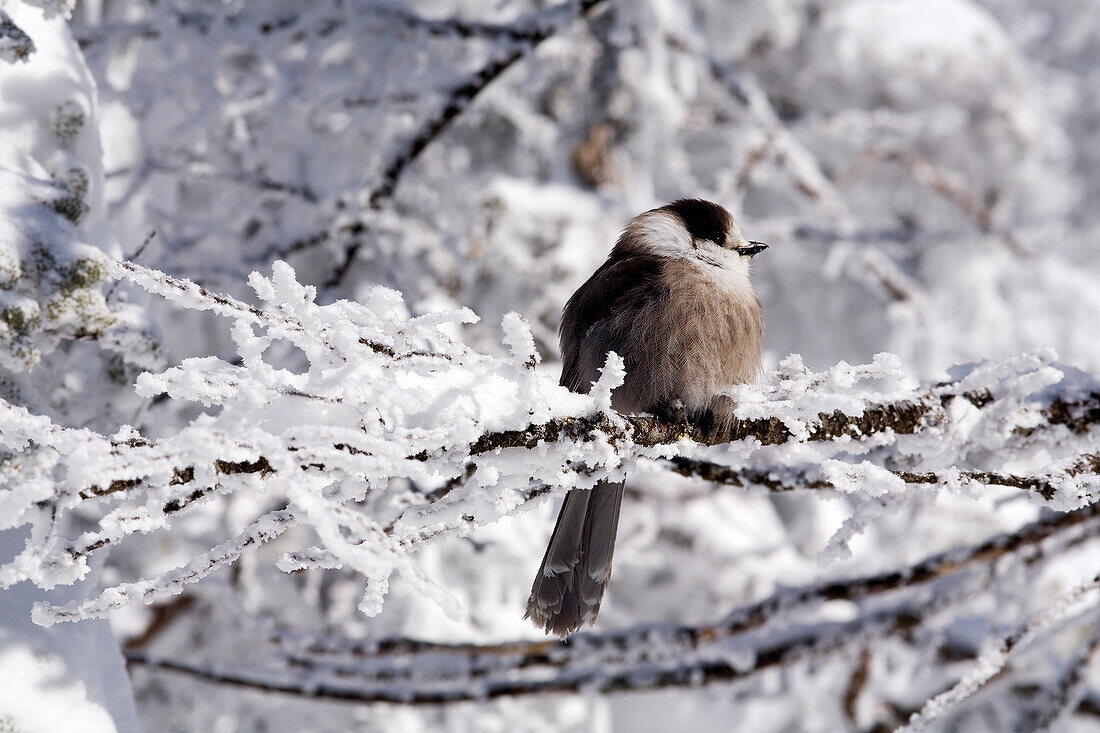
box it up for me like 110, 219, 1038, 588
1, 0, 1099, 730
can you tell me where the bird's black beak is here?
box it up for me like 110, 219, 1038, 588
736, 241, 769, 257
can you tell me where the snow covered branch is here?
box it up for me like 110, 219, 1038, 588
667, 452, 1100, 503
125, 501, 1100, 704
125, 599, 938, 703
5, 0, 1100, 728
2, 257, 1098, 629
278, 500, 1100, 661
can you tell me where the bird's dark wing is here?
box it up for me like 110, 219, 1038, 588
558, 253, 666, 394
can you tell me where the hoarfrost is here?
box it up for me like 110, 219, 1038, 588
3, 0, 1100, 730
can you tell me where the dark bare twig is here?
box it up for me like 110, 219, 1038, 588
125, 598, 938, 704
368, 3, 571, 43
105, 231, 157, 301
277, 502, 1100, 664
316, 0, 611, 289
124, 594, 198, 651
844, 647, 873, 727
124, 505, 1100, 704
74, 4, 562, 48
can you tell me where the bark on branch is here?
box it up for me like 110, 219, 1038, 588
467, 386, 1098, 452
667, 452, 1100, 503
74, 383, 1100, 547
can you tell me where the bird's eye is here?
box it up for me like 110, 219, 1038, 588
714, 233, 726, 246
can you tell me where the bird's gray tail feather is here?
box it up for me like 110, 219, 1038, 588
525, 479, 625, 636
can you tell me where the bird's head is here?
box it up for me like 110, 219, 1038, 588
614, 198, 768, 273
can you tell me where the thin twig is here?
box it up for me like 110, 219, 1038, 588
842, 149, 1026, 255
667, 452, 1100, 503
124, 505, 1100, 703
899, 573, 1100, 731
105, 231, 156, 301
38, 509, 296, 625
281, 503, 1100, 667
125, 597, 939, 704
317, 0, 611, 289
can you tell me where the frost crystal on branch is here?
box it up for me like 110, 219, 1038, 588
1, 258, 1098, 634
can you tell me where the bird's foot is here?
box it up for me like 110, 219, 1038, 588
653, 400, 691, 430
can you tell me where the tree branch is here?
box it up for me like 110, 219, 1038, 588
36, 509, 296, 626
124, 597, 940, 704
124, 503, 1100, 703
69, 383, 1100, 550
1019, 620, 1100, 732
900, 572, 1100, 731
277, 501, 1100, 665
366, 3, 574, 44
667, 452, 1100, 503
316, 0, 611, 289
840, 148, 1027, 255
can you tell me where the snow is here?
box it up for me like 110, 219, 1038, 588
1, 0, 1100, 730
899, 573, 1100, 731
0, 528, 140, 733
0, 3, 154, 729
0, 9, 34, 63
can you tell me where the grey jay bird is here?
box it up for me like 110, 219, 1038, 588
525, 199, 767, 636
